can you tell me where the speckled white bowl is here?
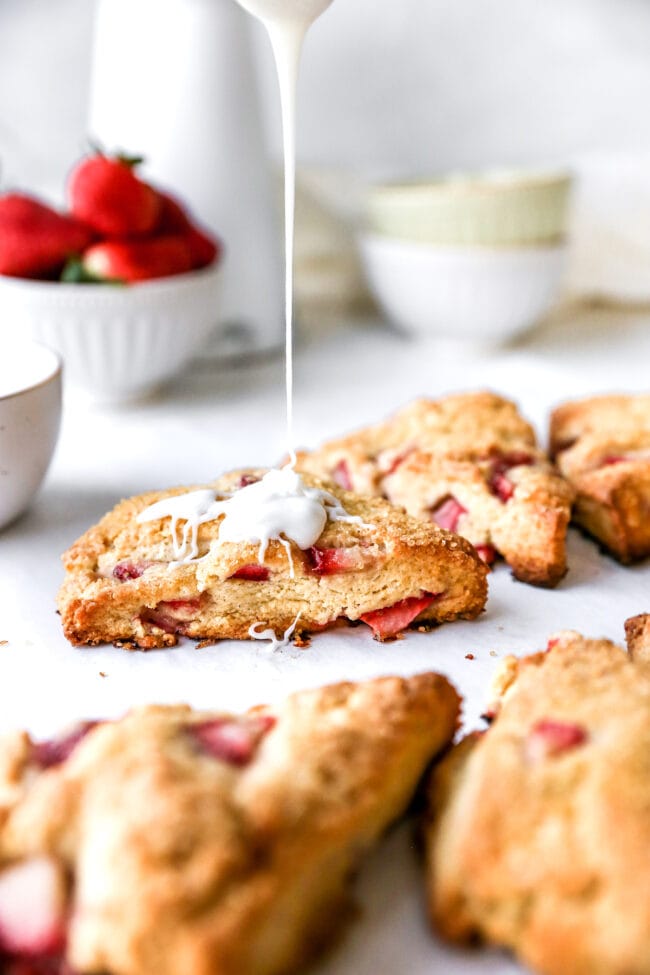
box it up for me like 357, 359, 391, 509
0, 265, 221, 403
0, 340, 62, 530
360, 235, 567, 344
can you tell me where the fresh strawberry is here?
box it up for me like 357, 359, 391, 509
67, 152, 160, 237
307, 546, 375, 575
359, 592, 440, 640
189, 714, 276, 766
82, 237, 193, 283
0, 859, 66, 958
0, 194, 93, 279
229, 564, 270, 581
157, 191, 220, 269
32, 722, 99, 770
526, 719, 588, 762
431, 497, 467, 533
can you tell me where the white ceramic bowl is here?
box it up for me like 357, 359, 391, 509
360, 235, 567, 345
0, 265, 221, 402
0, 340, 62, 530
367, 169, 572, 246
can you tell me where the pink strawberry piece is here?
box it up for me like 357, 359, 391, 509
546, 637, 560, 651
489, 472, 514, 503
32, 722, 99, 770
4, 959, 70, 975
238, 474, 260, 489
475, 544, 497, 565
307, 546, 372, 575
602, 455, 626, 466
141, 598, 202, 634
190, 714, 276, 766
112, 560, 151, 582
487, 451, 534, 503
0, 859, 66, 959
331, 459, 353, 491
431, 497, 467, 533
526, 719, 588, 762
230, 564, 270, 582
359, 592, 440, 640
381, 447, 415, 477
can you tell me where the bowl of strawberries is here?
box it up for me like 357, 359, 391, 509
0, 150, 223, 402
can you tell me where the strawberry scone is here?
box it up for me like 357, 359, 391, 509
424, 631, 650, 975
298, 392, 573, 587
625, 612, 650, 663
58, 468, 488, 649
550, 394, 650, 562
0, 673, 459, 975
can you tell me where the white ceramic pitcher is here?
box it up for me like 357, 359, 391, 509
89, 0, 284, 354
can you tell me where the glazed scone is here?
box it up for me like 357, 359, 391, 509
57, 469, 488, 649
550, 394, 650, 562
0, 673, 460, 975
423, 631, 650, 975
297, 392, 573, 587
625, 612, 650, 663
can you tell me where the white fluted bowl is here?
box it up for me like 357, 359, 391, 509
360, 235, 567, 345
0, 265, 221, 402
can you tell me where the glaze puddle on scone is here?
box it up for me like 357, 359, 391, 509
57, 470, 487, 649
136, 466, 368, 574
423, 631, 650, 975
298, 391, 574, 587
551, 394, 650, 563
0, 673, 459, 975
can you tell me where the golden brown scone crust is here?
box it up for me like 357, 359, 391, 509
550, 394, 650, 562
423, 631, 650, 975
625, 612, 650, 663
57, 469, 487, 649
0, 673, 460, 975
297, 392, 573, 587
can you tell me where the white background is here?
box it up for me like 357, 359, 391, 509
2, 0, 650, 188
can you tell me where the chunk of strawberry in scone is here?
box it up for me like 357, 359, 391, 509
431, 497, 467, 533
474, 544, 497, 565
113, 560, 152, 581
307, 546, 377, 575
189, 715, 276, 766
32, 722, 99, 770
359, 593, 440, 640
525, 719, 588, 762
229, 565, 270, 581
140, 598, 203, 635
0, 859, 66, 959
487, 451, 534, 503
331, 459, 353, 491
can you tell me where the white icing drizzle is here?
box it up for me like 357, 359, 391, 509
249, 612, 302, 651
234, 0, 335, 463
137, 467, 367, 573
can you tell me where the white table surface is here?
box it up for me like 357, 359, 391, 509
1, 304, 649, 975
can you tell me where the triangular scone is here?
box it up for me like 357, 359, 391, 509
297, 392, 573, 587
550, 394, 650, 563
625, 612, 650, 663
423, 632, 650, 975
57, 469, 488, 649
0, 673, 460, 975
